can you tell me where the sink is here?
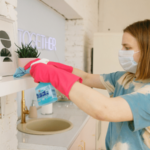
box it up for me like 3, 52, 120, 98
17, 118, 73, 135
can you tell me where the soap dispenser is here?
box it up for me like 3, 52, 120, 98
29, 100, 37, 118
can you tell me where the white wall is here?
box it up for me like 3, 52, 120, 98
16, 0, 65, 63
16, 0, 66, 117
99, 0, 150, 32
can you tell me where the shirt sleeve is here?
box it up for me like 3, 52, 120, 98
99, 71, 125, 97
119, 85, 150, 132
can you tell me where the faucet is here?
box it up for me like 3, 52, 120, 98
21, 90, 30, 123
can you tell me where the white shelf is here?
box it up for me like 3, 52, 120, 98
41, 0, 83, 19
0, 76, 38, 97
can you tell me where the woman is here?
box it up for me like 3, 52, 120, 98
24, 19, 150, 150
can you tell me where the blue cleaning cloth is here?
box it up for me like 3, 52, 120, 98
13, 67, 31, 78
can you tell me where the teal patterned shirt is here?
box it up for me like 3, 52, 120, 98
100, 71, 150, 150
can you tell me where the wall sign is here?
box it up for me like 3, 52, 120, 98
18, 29, 56, 51
0, 30, 12, 62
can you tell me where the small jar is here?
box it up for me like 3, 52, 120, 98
41, 103, 53, 115
29, 100, 37, 118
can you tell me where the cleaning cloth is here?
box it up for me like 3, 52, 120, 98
13, 67, 31, 78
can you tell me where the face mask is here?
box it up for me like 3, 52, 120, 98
118, 50, 140, 73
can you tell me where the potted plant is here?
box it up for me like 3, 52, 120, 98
15, 41, 41, 68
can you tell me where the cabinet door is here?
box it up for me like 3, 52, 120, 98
81, 117, 96, 150
69, 116, 96, 150
69, 127, 83, 150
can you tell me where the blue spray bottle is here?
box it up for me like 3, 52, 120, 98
35, 82, 58, 106
13, 64, 58, 106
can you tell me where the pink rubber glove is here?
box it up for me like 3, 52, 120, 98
30, 63, 82, 100
47, 61, 73, 73
24, 58, 40, 70
24, 58, 73, 73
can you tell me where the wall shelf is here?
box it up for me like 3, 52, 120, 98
0, 76, 38, 97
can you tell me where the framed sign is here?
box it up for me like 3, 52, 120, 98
0, 16, 17, 76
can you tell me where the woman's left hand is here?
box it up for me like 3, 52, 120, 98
30, 63, 83, 100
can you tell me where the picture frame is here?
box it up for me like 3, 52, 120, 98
0, 16, 17, 76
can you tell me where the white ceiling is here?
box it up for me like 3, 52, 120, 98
41, 0, 82, 19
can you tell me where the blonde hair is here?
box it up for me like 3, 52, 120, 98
122, 19, 150, 86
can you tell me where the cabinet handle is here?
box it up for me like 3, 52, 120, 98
78, 145, 83, 150
80, 140, 85, 150
97, 121, 101, 140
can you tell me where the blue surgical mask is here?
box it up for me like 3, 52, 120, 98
118, 50, 140, 73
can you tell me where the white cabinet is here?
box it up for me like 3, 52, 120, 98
69, 116, 96, 150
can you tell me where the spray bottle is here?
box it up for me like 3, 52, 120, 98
35, 82, 58, 106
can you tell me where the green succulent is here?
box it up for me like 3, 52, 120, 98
15, 41, 41, 58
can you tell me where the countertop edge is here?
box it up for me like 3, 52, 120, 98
18, 143, 67, 150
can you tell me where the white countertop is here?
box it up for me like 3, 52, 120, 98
17, 101, 90, 150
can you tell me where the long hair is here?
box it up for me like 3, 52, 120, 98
122, 19, 150, 86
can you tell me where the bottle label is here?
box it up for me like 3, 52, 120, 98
35, 83, 57, 105
36, 90, 49, 99
51, 89, 57, 98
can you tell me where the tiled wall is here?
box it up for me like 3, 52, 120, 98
65, 19, 85, 70
64, 0, 99, 73
0, 0, 18, 150
0, 94, 18, 150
